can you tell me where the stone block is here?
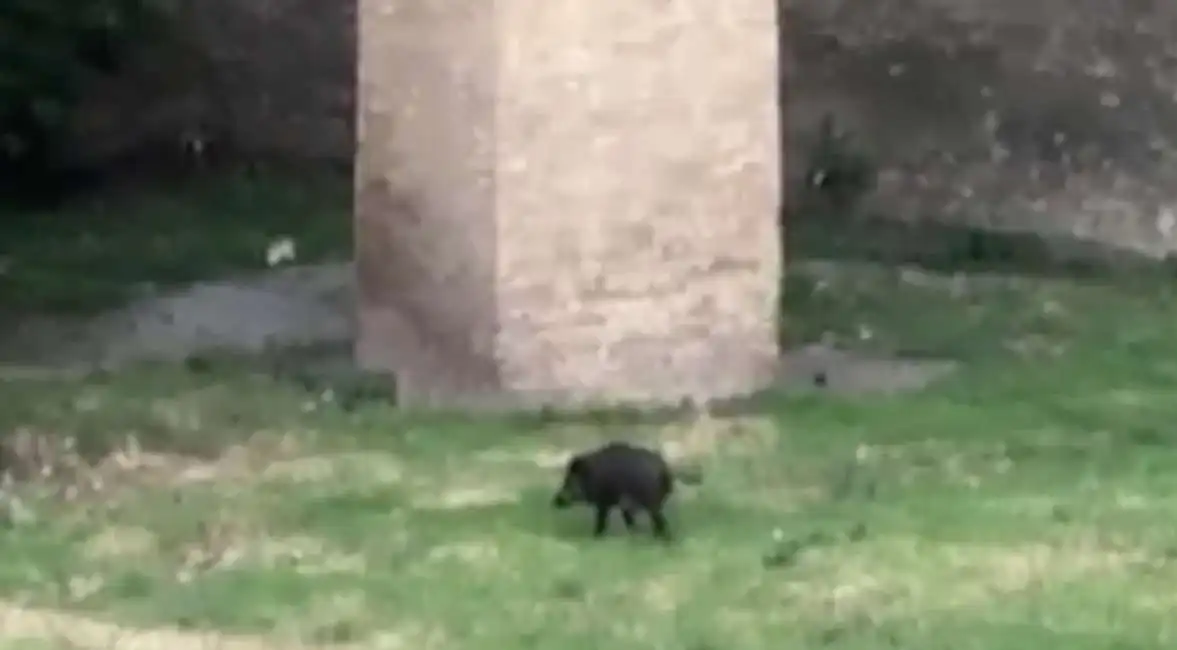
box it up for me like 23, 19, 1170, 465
356, 0, 782, 408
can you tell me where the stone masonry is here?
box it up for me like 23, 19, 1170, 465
355, 0, 782, 408
72, 0, 1177, 257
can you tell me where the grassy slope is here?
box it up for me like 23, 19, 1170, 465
2, 178, 1177, 648
3, 264, 1177, 648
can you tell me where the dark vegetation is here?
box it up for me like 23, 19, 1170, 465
0, 0, 178, 205
0, 0, 356, 315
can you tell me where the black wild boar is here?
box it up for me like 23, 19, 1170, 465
552, 441, 674, 539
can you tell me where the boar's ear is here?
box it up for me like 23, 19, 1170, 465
567, 455, 589, 476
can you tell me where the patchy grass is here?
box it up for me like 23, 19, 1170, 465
1, 261, 1177, 648
0, 168, 352, 314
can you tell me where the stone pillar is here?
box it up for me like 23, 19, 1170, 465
356, 0, 782, 408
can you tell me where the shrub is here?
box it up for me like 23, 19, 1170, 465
0, 0, 171, 198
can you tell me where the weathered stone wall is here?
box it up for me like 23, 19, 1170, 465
788, 0, 1177, 257
77, 0, 1177, 255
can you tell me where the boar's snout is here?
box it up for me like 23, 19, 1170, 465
552, 475, 583, 509
552, 457, 588, 508
552, 490, 573, 508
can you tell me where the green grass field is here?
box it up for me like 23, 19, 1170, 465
3, 174, 1177, 648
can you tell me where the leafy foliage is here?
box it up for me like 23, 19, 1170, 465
0, 0, 171, 195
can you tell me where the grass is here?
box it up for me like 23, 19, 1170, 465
3, 173, 1177, 647
0, 168, 352, 314
3, 252, 1177, 647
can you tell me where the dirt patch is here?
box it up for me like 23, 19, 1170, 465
83, 526, 159, 561
522, 447, 573, 470
426, 540, 501, 566
782, 537, 1147, 622
412, 485, 520, 511
0, 264, 353, 370
0, 601, 358, 650
189, 533, 370, 578
638, 574, 691, 614
260, 452, 404, 487
656, 411, 778, 463
0, 263, 959, 401
776, 343, 958, 395
257, 456, 340, 484
0, 427, 354, 508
